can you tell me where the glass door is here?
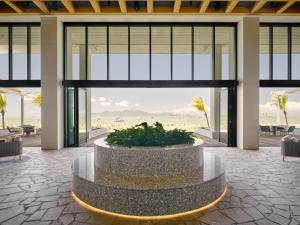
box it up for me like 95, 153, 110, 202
78, 88, 87, 145
219, 88, 228, 144
65, 88, 76, 146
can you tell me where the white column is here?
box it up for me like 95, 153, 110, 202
237, 17, 260, 150
41, 16, 64, 150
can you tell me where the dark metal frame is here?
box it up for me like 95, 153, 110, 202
63, 22, 237, 81
63, 22, 238, 148
260, 23, 300, 82
0, 23, 40, 84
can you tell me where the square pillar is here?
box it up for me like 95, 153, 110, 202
237, 17, 260, 150
41, 16, 64, 150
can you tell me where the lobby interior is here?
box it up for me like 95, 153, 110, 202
1, 1, 300, 225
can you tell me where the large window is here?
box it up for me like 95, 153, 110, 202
0, 27, 8, 80
0, 24, 40, 81
130, 26, 150, 80
88, 27, 107, 80
66, 27, 85, 80
260, 27, 270, 80
273, 27, 288, 80
64, 23, 236, 81
292, 27, 300, 80
194, 27, 212, 80
260, 24, 300, 81
109, 26, 128, 80
215, 27, 235, 80
151, 26, 171, 80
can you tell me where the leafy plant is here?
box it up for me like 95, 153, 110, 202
105, 122, 195, 147
32, 93, 41, 107
0, 94, 7, 129
192, 96, 210, 128
271, 93, 288, 126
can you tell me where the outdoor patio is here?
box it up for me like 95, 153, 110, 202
0, 147, 300, 225
22, 133, 299, 148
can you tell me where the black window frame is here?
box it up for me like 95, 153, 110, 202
0, 23, 41, 86
260, 23, 300, 83
63, 22, 238, 82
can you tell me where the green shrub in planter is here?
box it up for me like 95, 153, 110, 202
105, 122, 195, 147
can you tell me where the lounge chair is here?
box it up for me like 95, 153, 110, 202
280, 126, 296, 136
260, 125, 272, 136
22, 125, 35, 136
281, 135, 300, 161
0, 138, 23, 160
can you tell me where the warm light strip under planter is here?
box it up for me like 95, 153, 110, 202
71, 186, 228, 221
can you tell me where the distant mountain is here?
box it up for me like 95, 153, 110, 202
92, 110, 180, 117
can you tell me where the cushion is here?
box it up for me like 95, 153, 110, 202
282, 135, 299, 142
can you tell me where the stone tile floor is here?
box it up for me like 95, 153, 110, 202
0, 147, 300, 225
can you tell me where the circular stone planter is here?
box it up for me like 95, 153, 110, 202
94, 138, 204, 177
72, 137, 226, 217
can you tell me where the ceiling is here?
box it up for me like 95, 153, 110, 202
0, 0, 299, 15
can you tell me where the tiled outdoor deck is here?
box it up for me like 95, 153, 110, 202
0, 147, 300, 225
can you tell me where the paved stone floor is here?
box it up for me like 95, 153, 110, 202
0, 147, 300, 225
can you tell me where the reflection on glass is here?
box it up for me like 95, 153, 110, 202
31, 27, 41, 80
260, 27, 270, 80
215, 27, 235, 80
194, 27, 212, 80
88, 27, 107, 80
273, 27, 288, 80
172, 26, 192, 80
292, 27, 300, 80
13, 27, 27, 80
109, 26, 128, 80
130, 26, 150, 80
219, 88, 228, 144
79, 88, 87, 144
67, 88, 76, 146
66, 27, 86, 80
0, 27, 9, 80
151, 26, 171, 80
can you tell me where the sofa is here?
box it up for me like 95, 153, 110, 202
0, 135, 23, 160
281, 135, 300, 161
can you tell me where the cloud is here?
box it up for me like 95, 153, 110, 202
115, 101, 129, 107
260, 101, 300, 116
98, 97, 106, 102
100, 102, 111, 106
91, 97, 96, 103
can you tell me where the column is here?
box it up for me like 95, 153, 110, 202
41, 16, 64, 150
237, 17, 260, 150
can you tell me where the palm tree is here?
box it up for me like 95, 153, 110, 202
192, 96, 210, 128
0, 94, 7, 129
32, 93, 41, 107
271, 93, 288, 126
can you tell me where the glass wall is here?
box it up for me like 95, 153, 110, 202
64, 24, 236, 81
273, 27, 288, 80
0, 27, 9, 80
194, 27, 212, 80
260, 24, 300, 81
31, 27, 41, 80
215, 27, 235, 80
172, 26, 192, 80
0, 24, 40, 81
292, 27, 300, 80
109, 26, 128, 80
88, 27, 107, 80
151, 26, 171, 80
260, 27, 270, 80
12, 27, 27, 80
130, 26, 150, 80
66, 27, 85, 80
